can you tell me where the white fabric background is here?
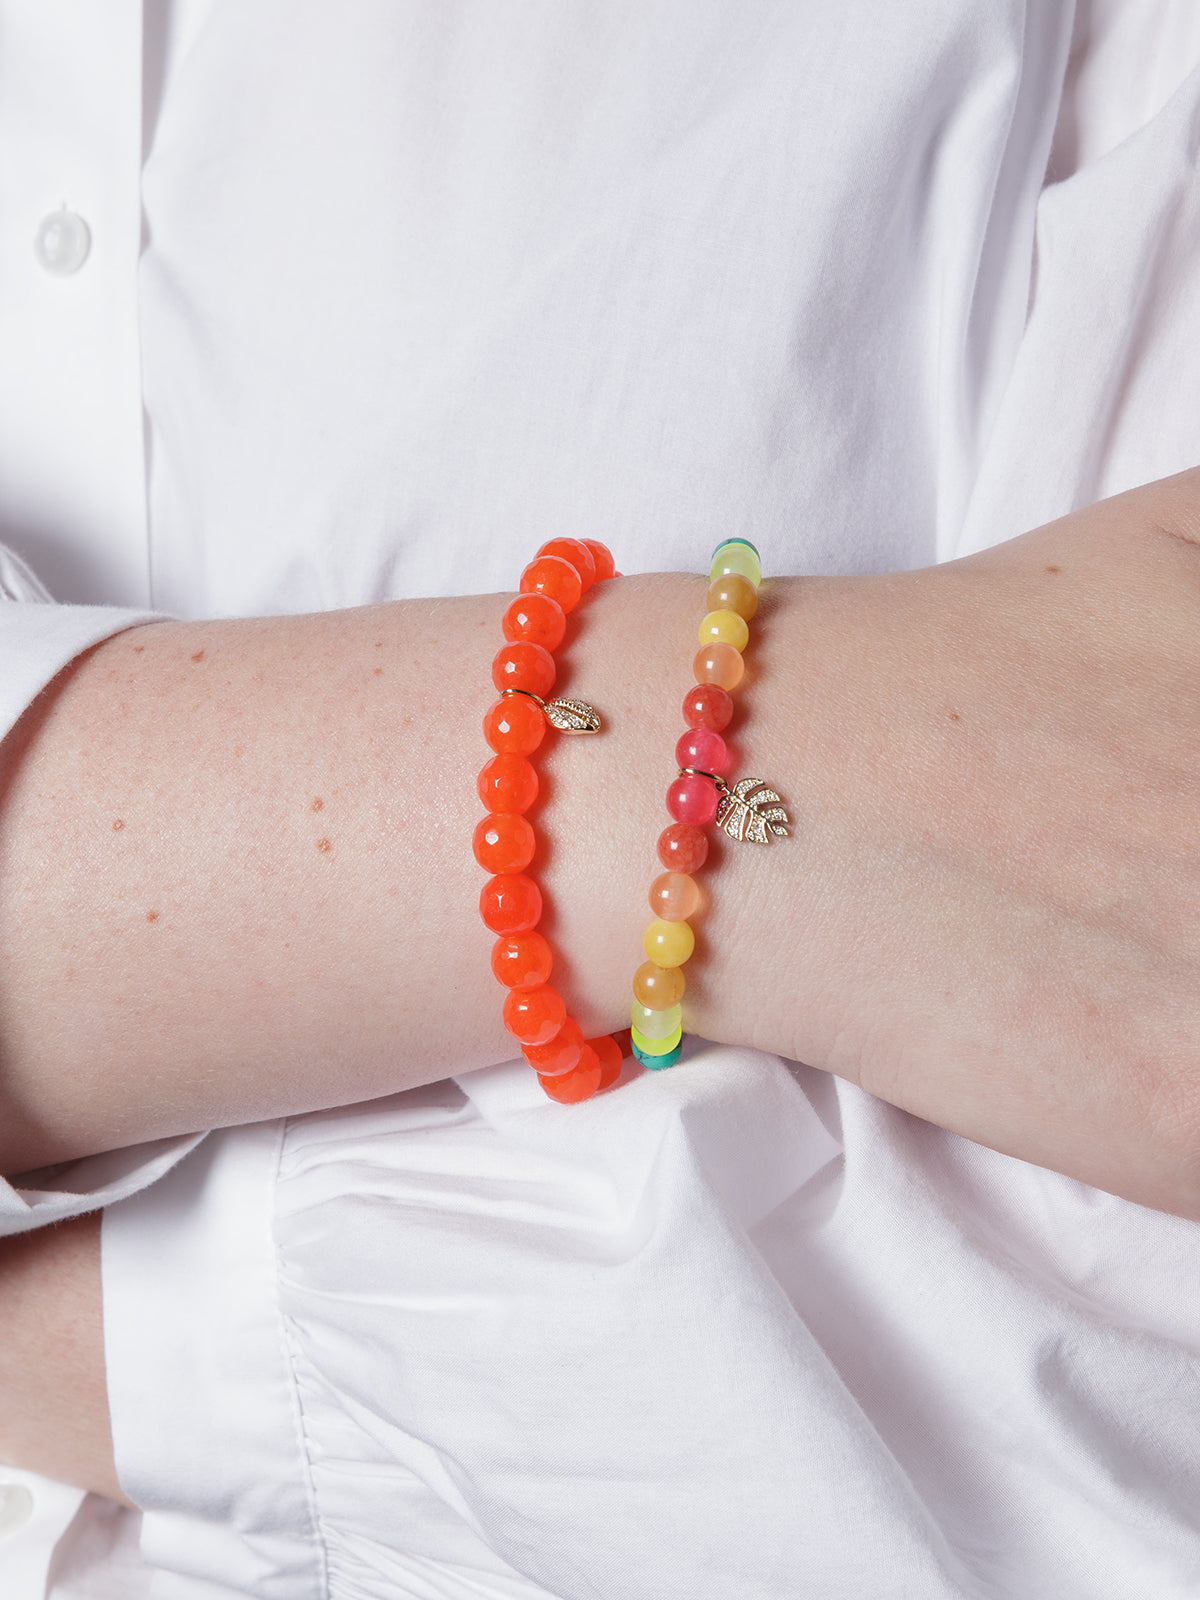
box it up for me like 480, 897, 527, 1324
0, 1, 1198, 1595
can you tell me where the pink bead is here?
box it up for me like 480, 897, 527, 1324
666, 772, 719, 826
682, 683, 733, 732
675, 727, 729, 774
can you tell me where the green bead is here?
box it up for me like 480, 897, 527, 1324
631, 1000, 683, 1039
634, 1036, 683, 1070
713, 536, 760, 558
709, 541, 761, 589
631, 1020, 684, 1056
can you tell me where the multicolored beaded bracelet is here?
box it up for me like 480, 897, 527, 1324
475, 537, 625, 1104
630, 538, 789, 1071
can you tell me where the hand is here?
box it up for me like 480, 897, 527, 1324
702, 470, 1200, 1218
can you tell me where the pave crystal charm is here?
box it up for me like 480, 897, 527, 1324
542, 696, 602, 734
713, 776, 790, 844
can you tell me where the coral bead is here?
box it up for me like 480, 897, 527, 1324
539, 1044, 603, 1102
643, 918, 695, 967
693, 642, 745, 691
633, 959, 686, 1009
523, 1015, 584, 1076
478, 753, 538, 814
536, 538, 596, 591
587, 1033, 624, 1090
501, 592, 566, 652
649, 871, 701, 921
709, 539, 762, 588
483, 694, 545, 756
503, 983, 566, 1045
491, 930, 554, 988
519, 554, 583, 613
681, 682, 733, 732
473, 812, 536, 874
698, 609, 750, 653
479, 873, 542, 934
666, 772, 719, 826
631, 1001, 683, 1040
631, 1020, 683, 1056
656, 823, 709, 874
633, 1036, 682, 1070
706, 573, 758, 620
675, 727, 729, 774
492, 641, 556, 697
582, 540, 616, 581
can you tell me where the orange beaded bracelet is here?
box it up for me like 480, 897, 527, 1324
475, 537, 624, 1103
630, 539, 790, 1071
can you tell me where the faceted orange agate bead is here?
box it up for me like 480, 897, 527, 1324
472, 812, 536, 875
582, 539, 616, 581
693, 641, 744, 691
633, 960, 686, 1011
492, 640, 556, 698
483, 694, 545, 756
519, 554, 583, 614
479, 873, 542, 934
536, 537, 597, 592
477, 753, 538, 814
502, 592, 566, 652
522, 1015, 584, 1076
491, 930, 554, 989
503, 982, 567, 1045
587, 1033, 624, 1090
539, 1043, 603, 1103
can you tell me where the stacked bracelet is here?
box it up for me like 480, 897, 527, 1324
630, 538, 789, 1071
475, 538, 624, 1104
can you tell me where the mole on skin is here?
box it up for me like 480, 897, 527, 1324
311, 797, 324, 812
113, 819, 125, 831
316, 838, 332, 853
146, 910, 160, 923
190, 649, 206, 662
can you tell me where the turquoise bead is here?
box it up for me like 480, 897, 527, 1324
633, 1036, 684, 1070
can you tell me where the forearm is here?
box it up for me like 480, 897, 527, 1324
0, 576, 738, 1170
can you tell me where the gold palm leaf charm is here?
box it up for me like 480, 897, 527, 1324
714, 776, 790, 845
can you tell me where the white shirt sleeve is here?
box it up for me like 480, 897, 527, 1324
0, 542, 204, 1235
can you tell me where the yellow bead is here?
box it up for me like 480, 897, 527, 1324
698, 609, 750, 653
642, 918, 695, 967
631, 1000, 683, 1039
709, 541, 761, 588
632, 960, 686, 1009
631, 1020, 684, 1056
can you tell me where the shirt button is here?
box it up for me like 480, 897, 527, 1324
33, 208, 92, 275
0, 1482, 35, 1538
